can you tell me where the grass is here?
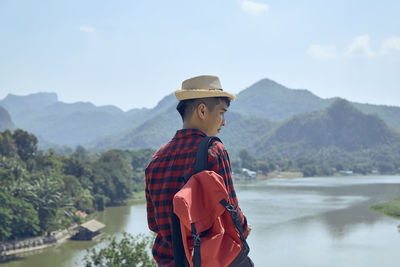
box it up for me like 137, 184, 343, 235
369, 198, 400, 219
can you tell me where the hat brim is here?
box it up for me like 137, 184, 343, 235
174, 89, 236, 101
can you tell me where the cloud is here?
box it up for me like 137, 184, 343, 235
381, 36, 400, 54
308, 35, 400, 59
307, 44, 337, 59
345, 35, 374, 57
78, 25, 96, 33
240, 0, 269, 16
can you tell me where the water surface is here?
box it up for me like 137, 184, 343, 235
3, 175, 400, 267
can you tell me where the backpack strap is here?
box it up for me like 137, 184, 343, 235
191, 136, 221, 267
172, 135, 222, 267
193, 136, 222, 174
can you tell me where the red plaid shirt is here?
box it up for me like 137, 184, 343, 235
145, 128, 248, 266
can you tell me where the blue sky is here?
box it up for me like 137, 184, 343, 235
1, 0, 399, 111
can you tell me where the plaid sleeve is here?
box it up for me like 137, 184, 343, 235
145, 168, 158, 233
208, 141, 250, 238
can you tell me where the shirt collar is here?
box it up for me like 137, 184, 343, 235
173, 128, 206, 140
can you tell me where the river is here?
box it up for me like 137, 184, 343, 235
2, 175, 400, 267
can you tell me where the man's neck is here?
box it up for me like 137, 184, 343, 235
183, 121, 197, 130
183, 121, 205, 133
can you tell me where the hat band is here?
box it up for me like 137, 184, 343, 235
184, 88, 223, 91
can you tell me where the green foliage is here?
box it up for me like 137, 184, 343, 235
92, 150, 134, 204
256, 161, 270, 174
0, 130, 18, 157
84, 232, 156, 267
0, 189, 40, 241
301, 164, 317, 177
128, 149, 155, 171
242, 99, 400, 177
0, 129, 153, 242
73, 145, 89, 160
23, 175, 65, 231
12, 129, 38, 161
239, 149, 257, 171
369, 198, 400, 219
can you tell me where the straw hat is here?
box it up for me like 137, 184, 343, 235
174, 75, 236, 101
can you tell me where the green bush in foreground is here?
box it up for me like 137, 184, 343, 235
83, 232, 156, 267
369, 198, 400, 219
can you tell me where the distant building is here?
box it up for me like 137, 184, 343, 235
71, 219, 105, 241
75, 210, 87, 218
242, 168, 257, 179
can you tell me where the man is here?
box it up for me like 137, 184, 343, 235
145, 75, 250, 266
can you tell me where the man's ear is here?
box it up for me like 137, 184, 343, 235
197, 103, 207, 120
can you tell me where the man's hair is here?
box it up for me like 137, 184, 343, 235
176, 97, 230, 121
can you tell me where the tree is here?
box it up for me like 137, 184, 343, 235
73, 145, 88, 160
256, 161, 270, 175
0, 190, 40, 241
239, 149, 256, 171
230, 159, 242, 174
63, 157, 89, 178
301, 164, 316, 177
130, 149, 154, 170
84, 232, 156, 267
23, 175, 64, 232
0, 130, 18, 158
377, 161, 396, 174
92, 150, 134, 204
12, 129, 38, 161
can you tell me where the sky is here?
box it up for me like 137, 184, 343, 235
1, 0, 399, 111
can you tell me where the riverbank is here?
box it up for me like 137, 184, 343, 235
0, 192, 145, 263
0, 224, 79, 262
369, 198, 400, 220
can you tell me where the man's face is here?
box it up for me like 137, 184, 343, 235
203, 100, 228, 136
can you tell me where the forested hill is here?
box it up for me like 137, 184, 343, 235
259, 98, 399, 152
0, 93, 139, 146
0, 105, 15, 131
3, 77, 400, 150
230, 78, 400, 131
95, 104, 278, 156
251, 99, 400, 174
0, 92, 177, 148
0, 128, 154, 243
230, 78, 335, 120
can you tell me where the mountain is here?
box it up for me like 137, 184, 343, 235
219, 112, 277, 155
91, 94, 178, 150
96, 104, 278, 156
230, 78, 335, 120
94, 104, 180, 150
0, 105, 15, 131
255, 99, 400, 160
0, 92, 58, 116
230, 78, 400, 131
4, 78, 400, 152
0, 92, 181, 148
0, 93, 147, 147
354, 103, 400, 131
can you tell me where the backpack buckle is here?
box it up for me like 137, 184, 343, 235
191, 223, 201, 246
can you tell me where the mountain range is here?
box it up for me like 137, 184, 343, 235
255, 99, 400, 160
0, 105, 15, 131
2, 78, 400, 162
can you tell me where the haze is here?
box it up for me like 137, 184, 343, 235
1, 0, 399, 111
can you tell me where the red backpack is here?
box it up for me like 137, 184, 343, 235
172, 137, 253, 267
